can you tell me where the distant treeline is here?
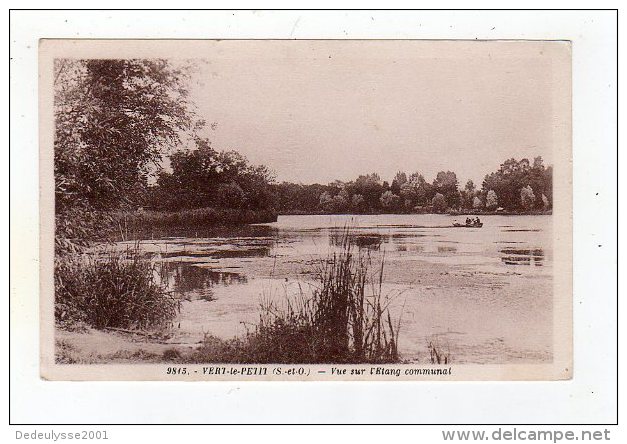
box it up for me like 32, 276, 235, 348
143, 151, 552, 216
271, 157, 553, 214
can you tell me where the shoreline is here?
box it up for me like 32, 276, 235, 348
276, 210, 553, 217
57, 246, 553, 365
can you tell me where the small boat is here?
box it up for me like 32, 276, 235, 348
452, 222, 483, 228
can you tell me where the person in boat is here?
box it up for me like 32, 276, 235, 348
466, 217, 471, 226
475, 217, 481, 225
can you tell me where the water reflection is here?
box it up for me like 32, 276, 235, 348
328, 231, 386, 250
160, 245, 272, 259
207, 247, 271, 259
121, 224, 278, 242
158, 262, 248, 301
135, 215, 551, 306
112, 214, 554, 363
500, 248, 544, 266
327, 229, 437, 251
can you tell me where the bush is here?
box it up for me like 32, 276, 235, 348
486, 189, 498, 210
432, 193, 447, 213
472, 196, 483, 209
380, 190, 401, 211
111, 207, 278, 240
520, 185, 536, 210
55, 249, 179, 330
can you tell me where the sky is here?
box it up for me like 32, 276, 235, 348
188, 40, 560, 187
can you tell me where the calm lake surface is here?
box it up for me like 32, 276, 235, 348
117, 214, 553, 363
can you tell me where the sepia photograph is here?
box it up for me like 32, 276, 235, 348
39, 39, 572, 380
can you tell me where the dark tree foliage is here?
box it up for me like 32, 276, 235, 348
147, 138, 276, 212
431, 193, 448, 213
460, 179, 478, 209
432, 171, 460, 209
349, 174, 385, 209
272, 157, 551, 215
54, 59, 196, 246
55, 59, 194, 214
273, 182, 333, 214
401, 173, 434, 207
390, 171, 407, 195
481, 157, 552, 211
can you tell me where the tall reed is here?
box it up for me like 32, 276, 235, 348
191, 228, 402, 363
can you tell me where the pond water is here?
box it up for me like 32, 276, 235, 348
117, 214, 553, 363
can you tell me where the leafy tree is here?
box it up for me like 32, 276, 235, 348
380, 191, 401, 211
216, 182, 246, 208
391, 171, 407, 195
351, 173, 384, 209
486, 190, 498, 210
150, 138, 275, 211
472, 196, 484, 209
461, 179, 477, 209
237, 163, 277, 210
399, 182, 418, 206
351, 194, 366, 212
54, 58, 197, 245
273, 182, 330, 213
433, 171, 460, 209
400, 173, 432, 208
432, 193, 447, 213
482, 158, 523, 210
481, 157, 551, 211
520, 185, 536, 210
55, 59, 194, 213
333, 189, 350, 212
319, 191, 334, 207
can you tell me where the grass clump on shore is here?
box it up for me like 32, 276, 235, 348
55, 249, 179, 331
189, 229, 402, 364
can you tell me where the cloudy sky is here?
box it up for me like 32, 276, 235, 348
189, 40, 562, 186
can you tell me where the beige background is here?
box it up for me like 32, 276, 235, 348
39, 39, 572, 382
9, 9, 616, 425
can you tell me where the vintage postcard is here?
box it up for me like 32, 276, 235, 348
40, 39, 572, 381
